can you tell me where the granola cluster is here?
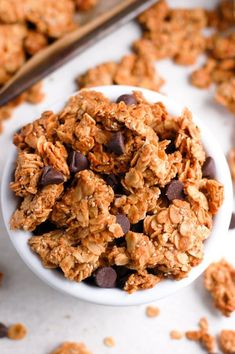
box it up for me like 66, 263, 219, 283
77, 0, 235, 116
0, 0, 98, 131
10, 90, 224, 293
77, 54, 164, 92
50, 342, 92, 354
185, 317, 216, 353
204, 259, 235, 317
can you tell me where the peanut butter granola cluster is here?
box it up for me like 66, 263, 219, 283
0, 0, 98, 131
77, 0, 235, 115
204, 259, 235, 317
10, 90, 224, 293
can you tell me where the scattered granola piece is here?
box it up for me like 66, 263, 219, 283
51, 342, 92, 354
146, 306, 160, 318
77, 54, 164, 92
103, 337, 115, 348
219, 330, 235, 354
7, 323, 27, 340
170, 330, 183, 340
185, 318, 216, 353
204, 260, 235, 317
216, 78, 235, 114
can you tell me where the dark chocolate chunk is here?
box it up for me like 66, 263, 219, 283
202, 156, 216, 179
0, 323, 8, 338
166, 180, 185, 201
116, 94, 137, 105
68, 150, 89, 173
131, 220, 144, 233
40, 166, 64, 186
229, 213, 235, 229
106, 132, 125, 155
116, 214, 130, 234
95, 267, 117, 288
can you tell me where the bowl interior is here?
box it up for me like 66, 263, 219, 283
1, 85, 233, 306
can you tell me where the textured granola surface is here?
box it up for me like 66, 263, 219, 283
10, 90, 224, 292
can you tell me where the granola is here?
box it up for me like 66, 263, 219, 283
103, 337, 115, 348
185, 317, 216, 353
10, 90, 224, 292
50, 342, 92, 354
77, 54, 164, 92
7, 323, 27, 340
219, 330, 235, 354
0, 0, 99, 133
146, 305, 160, 318
204, 259, 235, 317
170, 330, 183, 340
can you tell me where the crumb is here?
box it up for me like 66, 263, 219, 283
7, 323, 27, 340
103, 337, 115, 348
170, 330, 183, 340
146, 305, 160, 318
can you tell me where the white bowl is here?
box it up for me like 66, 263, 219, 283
1, 85, 233, 306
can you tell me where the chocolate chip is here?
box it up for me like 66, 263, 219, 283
116, 214, 130, 234
0, 323, 8, 338
116, 94, 137, 105
40, 166, 64, 186
106, 132, 125, 155
166, 180, 185, 201
229, 213, 235, 229
202, 157, 216, 179
95, 267, 117, 288
131, 220, 144, 233
68, 150, 89, 173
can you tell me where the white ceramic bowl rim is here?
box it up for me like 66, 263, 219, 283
1, 85, 233, 306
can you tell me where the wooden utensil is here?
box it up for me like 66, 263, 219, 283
0, 0, 156, 106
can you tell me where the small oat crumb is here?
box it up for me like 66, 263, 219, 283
170, 330, 183, 340
8, 323, 27, 340
103, 337, 115, 348
146, 306, 160, 318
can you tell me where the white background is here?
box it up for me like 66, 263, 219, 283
0, 0, 235, 353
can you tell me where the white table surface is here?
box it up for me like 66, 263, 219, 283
0, 1, 235, 353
